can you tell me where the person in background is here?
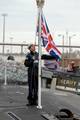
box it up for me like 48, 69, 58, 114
24, 44, 38, 106
7, 55, 15, 61
67, 61, 75, 72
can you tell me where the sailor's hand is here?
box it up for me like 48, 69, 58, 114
34, 60, 38, 63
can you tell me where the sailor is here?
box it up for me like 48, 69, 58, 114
24, 44, 58, 106
24, 44, 38, 106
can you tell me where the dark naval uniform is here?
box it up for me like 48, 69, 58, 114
25, 51, 38, 105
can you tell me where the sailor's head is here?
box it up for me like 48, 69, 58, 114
28, 44, 35, 52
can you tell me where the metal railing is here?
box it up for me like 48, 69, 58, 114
0, 43, 80, 54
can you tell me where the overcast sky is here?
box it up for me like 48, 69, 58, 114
0, 0, 80, 46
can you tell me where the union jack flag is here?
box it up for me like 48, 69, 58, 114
37, 12, 61, 61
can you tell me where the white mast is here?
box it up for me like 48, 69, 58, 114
35, 0, 45, 109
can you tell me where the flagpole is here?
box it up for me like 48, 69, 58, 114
38, 7, 42, 109
36, 0, 45, 109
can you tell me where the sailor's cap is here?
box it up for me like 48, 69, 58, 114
28, 44, 33, 50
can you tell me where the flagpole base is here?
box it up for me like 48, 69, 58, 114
4, 83, 7, 86
37, 105, 42, 109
